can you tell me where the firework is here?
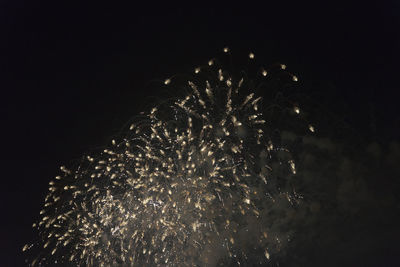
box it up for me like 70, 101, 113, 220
24, 48, 312, 266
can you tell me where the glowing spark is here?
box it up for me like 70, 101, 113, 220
262, 69, 268, 76
265, 250, 270, 260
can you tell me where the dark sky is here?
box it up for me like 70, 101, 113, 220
2, 1, 400, 266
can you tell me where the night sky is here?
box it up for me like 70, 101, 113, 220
2, 1, 400, 266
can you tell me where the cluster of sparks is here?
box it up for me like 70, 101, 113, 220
24, 48, 313, 266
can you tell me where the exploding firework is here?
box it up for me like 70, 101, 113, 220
24, 48, 314, 266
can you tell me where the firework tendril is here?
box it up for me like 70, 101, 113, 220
24, 49, 312, 266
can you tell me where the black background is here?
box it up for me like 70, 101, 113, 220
2, 1, 400, 266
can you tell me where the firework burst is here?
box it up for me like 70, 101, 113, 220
24, 48, 313, 266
